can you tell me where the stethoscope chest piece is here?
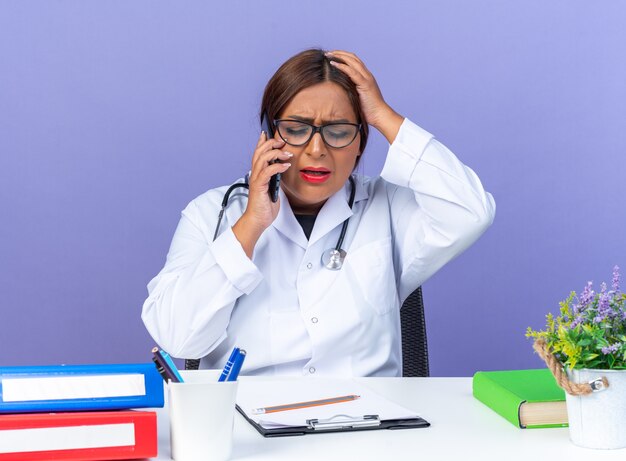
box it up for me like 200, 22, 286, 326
319, 175, 356, 271
321, 248, 347, 271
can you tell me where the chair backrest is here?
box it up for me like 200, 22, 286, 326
185, 357, 200, 371
185, 286, 429, 376
400, 286, 429, 377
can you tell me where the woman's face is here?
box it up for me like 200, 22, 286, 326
275, 81, 361, 215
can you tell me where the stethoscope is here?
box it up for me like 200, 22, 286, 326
214, 175, 356, 271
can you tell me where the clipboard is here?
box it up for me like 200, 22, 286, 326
237, 405, 430, 437
235, 378, 430, 438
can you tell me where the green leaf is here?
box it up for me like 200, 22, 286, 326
586, 359, 604, 368
608, 355, 616, 369
581, 352, 599, 361
596, 337, 610, 348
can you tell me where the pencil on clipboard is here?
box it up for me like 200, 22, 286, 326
251, 394, 360, 415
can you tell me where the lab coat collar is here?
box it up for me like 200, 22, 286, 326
271, 176, 370, 248
271, 188, 309, 249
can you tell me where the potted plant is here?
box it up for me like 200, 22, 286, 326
526, 265, 626, 449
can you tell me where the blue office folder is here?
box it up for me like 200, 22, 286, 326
0, 363, 164, 413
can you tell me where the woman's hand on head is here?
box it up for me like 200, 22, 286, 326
232, 132, 292, 258
326, 50, 404, 144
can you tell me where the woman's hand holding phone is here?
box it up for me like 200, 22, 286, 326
232, 131, 292, 258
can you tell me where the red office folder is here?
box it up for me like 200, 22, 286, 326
0, 410, 157, 460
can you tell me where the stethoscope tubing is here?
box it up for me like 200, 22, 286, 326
214, 175, 356, 269
334, 175, 356, 251
213, 182, 250, 241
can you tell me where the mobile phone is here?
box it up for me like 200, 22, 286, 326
262, 112, 280, 203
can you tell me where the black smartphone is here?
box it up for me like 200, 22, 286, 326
262, 112, 280, 203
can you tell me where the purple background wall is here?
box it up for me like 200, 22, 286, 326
1, 1, 625, 376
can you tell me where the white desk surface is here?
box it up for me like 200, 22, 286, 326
152, 377, 625, 460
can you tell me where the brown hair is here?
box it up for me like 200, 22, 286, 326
260, 48, 369, 163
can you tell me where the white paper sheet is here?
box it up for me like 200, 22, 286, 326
236, 378, 420, 429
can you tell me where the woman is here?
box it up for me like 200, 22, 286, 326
142, 49, 495, 377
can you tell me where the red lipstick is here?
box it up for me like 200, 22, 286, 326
300, 167, 331, 184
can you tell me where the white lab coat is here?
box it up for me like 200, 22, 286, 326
142, 119, 495, 377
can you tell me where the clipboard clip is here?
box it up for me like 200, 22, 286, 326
306, 414, 381, 431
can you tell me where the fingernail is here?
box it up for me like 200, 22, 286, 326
329, 61, 338, 66
285, 152, 293, 157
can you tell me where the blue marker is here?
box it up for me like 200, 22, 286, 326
226, 349, 246, 382
218, 347, 240, 382
160, 349, 184, 383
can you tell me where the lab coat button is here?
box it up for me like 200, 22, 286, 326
309, 367, 316, 374
311, 317, 318, 324
306, 262, 313, 269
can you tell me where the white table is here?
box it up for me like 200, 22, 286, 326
153, 377, 625, 460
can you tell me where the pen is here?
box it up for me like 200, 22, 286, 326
226, 349, 246, 382
151, 347, 181, 383
251, 394, 360, 415
151, 355, 170, 383
218, 347, 240, 382
159, 349, 184, 383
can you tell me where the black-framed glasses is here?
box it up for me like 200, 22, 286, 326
274, 119, 361, 149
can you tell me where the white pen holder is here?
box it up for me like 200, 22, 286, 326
168, 370, 238, 461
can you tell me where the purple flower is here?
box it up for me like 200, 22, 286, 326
596, 291, 611, 320
613, 265, 621, 293
570, 315, 583, 328
601, 344, 620, 355
579, 281, 595, 310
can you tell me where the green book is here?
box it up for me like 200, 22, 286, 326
472, 368, 567, 429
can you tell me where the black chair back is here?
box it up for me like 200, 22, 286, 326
185, 286, 429, 376
400, 286, 430, 377
185, 358, 200, 371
